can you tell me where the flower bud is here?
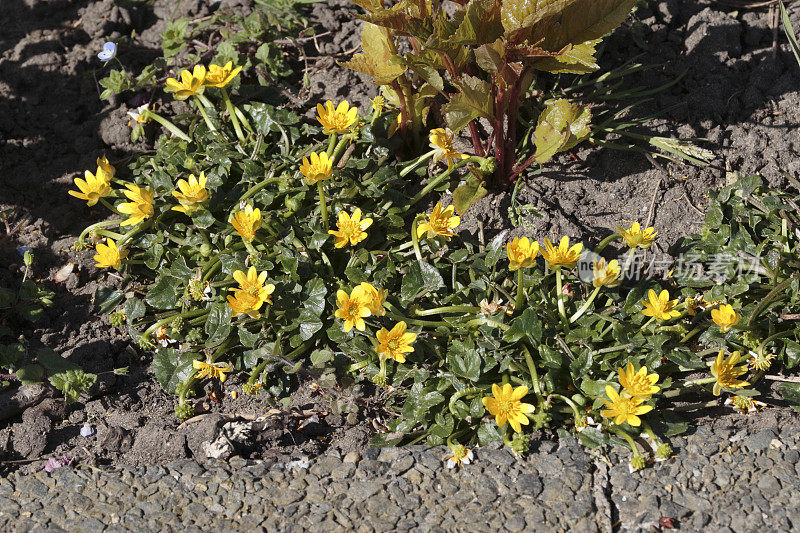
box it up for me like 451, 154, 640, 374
656, 443, 673, 460
174, 403, 193, 421
630, 455, 646, 471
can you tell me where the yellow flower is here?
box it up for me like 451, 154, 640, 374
165, 65, 206, 100
710, 350, 749, 396
299, 152, 333, 185
204, 61, 242, 88
68, 167, 112, 207
710, 304, 741, 333
685, 296, 702, 316
601, 385, 653, 426
506, 237, 539, 271
375, 321, 416, 363
618, 363, 660, 399
97, 155, 115, 180
429, 128, 469, 169
334, 289, 371, 332
482, 384, 535, 433
617, 222, 657, 249
353, 282, 387, 317
593, 258, 621, 288
417, 201, 460, 240
370, 95, 386, 117
540, 236, 583, 269
329, 208, 373, 248
93, 238, 128, 270
748, 351, 776, 371
641, 289, 681, 321
226, 290, 263, 318
118, 183, 154, 226
172, 172, 210, 214
316, 100, 358, 134
193, 358, 233, 382
230, 205, 262, 241
228, 266, 274, 318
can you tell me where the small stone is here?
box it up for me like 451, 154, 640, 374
343, 451, 361, 464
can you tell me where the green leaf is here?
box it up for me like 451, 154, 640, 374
151, 348, 197, 395
205, 303, 232, 346
503, 308, 542, 343
36, 348, 78, 374
443, 75, 493, 132
220, 251, 248, 275
448, 340, 481, 381
477, 421, 502, 444
401, 260, 444, 302
453, 177, 488, 215
0, 343, 25, 368
145, 276, 179, 309
533, 99, 592, 163
298, 308, 323, 341
530, 0, 639, 53
310, 349, 334, 368
16, 364, 44, 386
339, 22, 407, 85
94, 287, 124, 314
302, 278, 328, 316
49, 369, 97, 404
484, 231, 509, 268
238, 326, 260, 348
191, 208, 215, 230
785, 340, 800, 369
125, 298, 146, 323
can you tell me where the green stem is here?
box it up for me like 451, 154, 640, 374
608, 426, 641, 458
514, 268, 526, 314
464, 316, 510, 331
641, 420, 662, 446
221, 89, 245, 143
661, 377, 717, 398
398, 149, 437, 178
317, 181, 328, 232
448, 387, 483, 417
143, 308, 208, 339
326, 134, 337, 156
747, 275, 797, 327
412, 305, 481, 317
144, 110, 192, 142
594, 232, 621, 255
550, 393, 582, 420
407, 156, 487, 207
555, 268, 569, 327
99, 198, 122, 215
330, 136, 350, 167
193, 96, 217, 132
521, 344, 541, 395
758, 329, 798, 356
678, 323, 706, 344
621, 248, 637, 280
411, 215, 424, 262
77, 219, 123, 245
233, 105, 253, 132
570, 286, 602, 323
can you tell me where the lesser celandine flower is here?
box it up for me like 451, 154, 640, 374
300, 152, 333, 185
226, 290, 263, 318
710, 350, 749, 396
601, 385, 652, 426
193, 358, 233, 382
482, 383, 535, 433
641, 289, 681, 321
593, 258, 621, 288
97, 155, 115, 179
165, 65, 206, 100
417, 201, 460, 240
68, 167, 112, 207
230, 205, 262, 241
335, 289, 371, 332
446, 444, 473, 469
127, 103, 150, 125
118, 183, 154, 226
429, 128, 469, 169
617, 222, 657, 249
231, 267, 274, 306
506, 237, 539, 271
376, 321, 416, 363
618, 363, 660, 399
204, 61, 242, 88
710, 304, 741, 333
329, 208, 372, 248
172, 172, 211, 214
353, 282, 386, 317
540, 236, 583, 269
93, 238, 127, 269
316, 100, 358, 134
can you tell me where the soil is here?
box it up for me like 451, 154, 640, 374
1, 0, 799, 474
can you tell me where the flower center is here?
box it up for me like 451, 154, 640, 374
498, 400, 513, 415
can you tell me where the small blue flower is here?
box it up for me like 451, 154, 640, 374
16, 246, 31, 257
80, 423, 96, 437
97, 42, 117, 63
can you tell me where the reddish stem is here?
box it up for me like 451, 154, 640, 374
468, 121, 486, 157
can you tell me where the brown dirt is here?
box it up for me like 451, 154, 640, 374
1, 0, 799, 473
